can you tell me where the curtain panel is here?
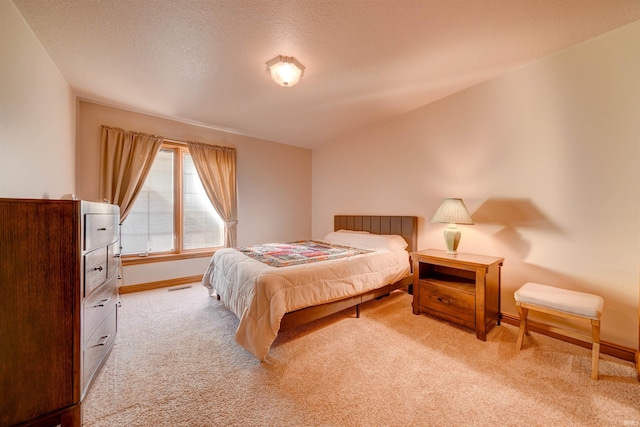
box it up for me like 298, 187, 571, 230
186, 141, 238, 247
99, 125, 163, 222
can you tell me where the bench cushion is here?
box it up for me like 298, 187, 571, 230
514, 282, 603, 319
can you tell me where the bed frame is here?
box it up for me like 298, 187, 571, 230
278, 215, 418, 331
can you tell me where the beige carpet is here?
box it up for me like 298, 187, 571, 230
83, 285, 639, 426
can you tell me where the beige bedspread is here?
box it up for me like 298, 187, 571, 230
202, 232, 411, 361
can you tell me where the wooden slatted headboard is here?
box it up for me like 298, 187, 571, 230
334, 215, 418, 252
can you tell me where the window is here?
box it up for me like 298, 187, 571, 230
120, 142, 224, 258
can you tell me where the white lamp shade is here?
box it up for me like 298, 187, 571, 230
266, 55, 305, 87
431, 198, 474, 225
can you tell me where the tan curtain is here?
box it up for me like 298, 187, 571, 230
99, 125, 163, 222
186, 141, 238, 247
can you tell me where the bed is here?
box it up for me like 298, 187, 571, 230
202, 215, 417, 361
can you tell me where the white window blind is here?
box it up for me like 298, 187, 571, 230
121, 149, 175, 254
120, 146, 224, 256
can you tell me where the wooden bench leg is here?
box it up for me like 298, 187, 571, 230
591, 318, 600, 380
515, 302, 529, 350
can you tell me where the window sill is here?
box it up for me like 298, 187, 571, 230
122, 250, 217, 266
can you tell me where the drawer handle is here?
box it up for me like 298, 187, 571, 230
437, 297, 451, 304
94, 266, 104, 272
94, 297, 111, 308
95, 334, 110, 347
97, 227, 113, 231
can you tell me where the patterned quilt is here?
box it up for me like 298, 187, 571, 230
235, 240, 372, 267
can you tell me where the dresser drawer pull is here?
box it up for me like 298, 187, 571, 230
437, 297, 451, 304
95, 335, 111, 347
97, 227, 112, 231
94, 298, 111, 308
94, 266, 104, 272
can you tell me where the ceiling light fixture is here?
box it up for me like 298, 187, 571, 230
266, 55, 305, 87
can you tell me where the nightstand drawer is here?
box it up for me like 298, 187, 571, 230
418, 279, 475, 326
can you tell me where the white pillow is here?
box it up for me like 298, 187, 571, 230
323, 231, 408, 250
386, 234, 409, 250
336, 229, 370, 234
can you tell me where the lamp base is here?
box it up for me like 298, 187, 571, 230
443, 224, 461, 255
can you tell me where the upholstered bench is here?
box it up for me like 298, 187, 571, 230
514, 282, 604, 380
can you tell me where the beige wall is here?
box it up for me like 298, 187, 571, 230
312, 21, 640, 350
77, 101, 312, 285
0, 1, 75, 199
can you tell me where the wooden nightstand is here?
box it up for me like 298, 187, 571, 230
411, 249, 504, 340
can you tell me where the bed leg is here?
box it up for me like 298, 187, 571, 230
356, 304, 360, 318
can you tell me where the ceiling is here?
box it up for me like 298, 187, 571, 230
13, 0, 640, 149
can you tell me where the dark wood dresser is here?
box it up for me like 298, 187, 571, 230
0, 198, 120, 427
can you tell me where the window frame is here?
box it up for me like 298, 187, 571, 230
121, 140, 222, 265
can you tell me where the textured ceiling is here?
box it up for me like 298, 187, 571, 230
13, 0, 640, 149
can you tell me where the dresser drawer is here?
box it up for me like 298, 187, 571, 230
84, 213, 118, 251
84, 275, 117, 345
85, 248, 107, 296
107, 242, 119, 280
83, 308, 116, 394
418, 279, 475, 327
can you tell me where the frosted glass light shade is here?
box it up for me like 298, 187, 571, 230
431, 198, 474, 254
266, 55, 305, 87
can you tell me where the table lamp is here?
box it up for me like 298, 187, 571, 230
431, 198, 474, 255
